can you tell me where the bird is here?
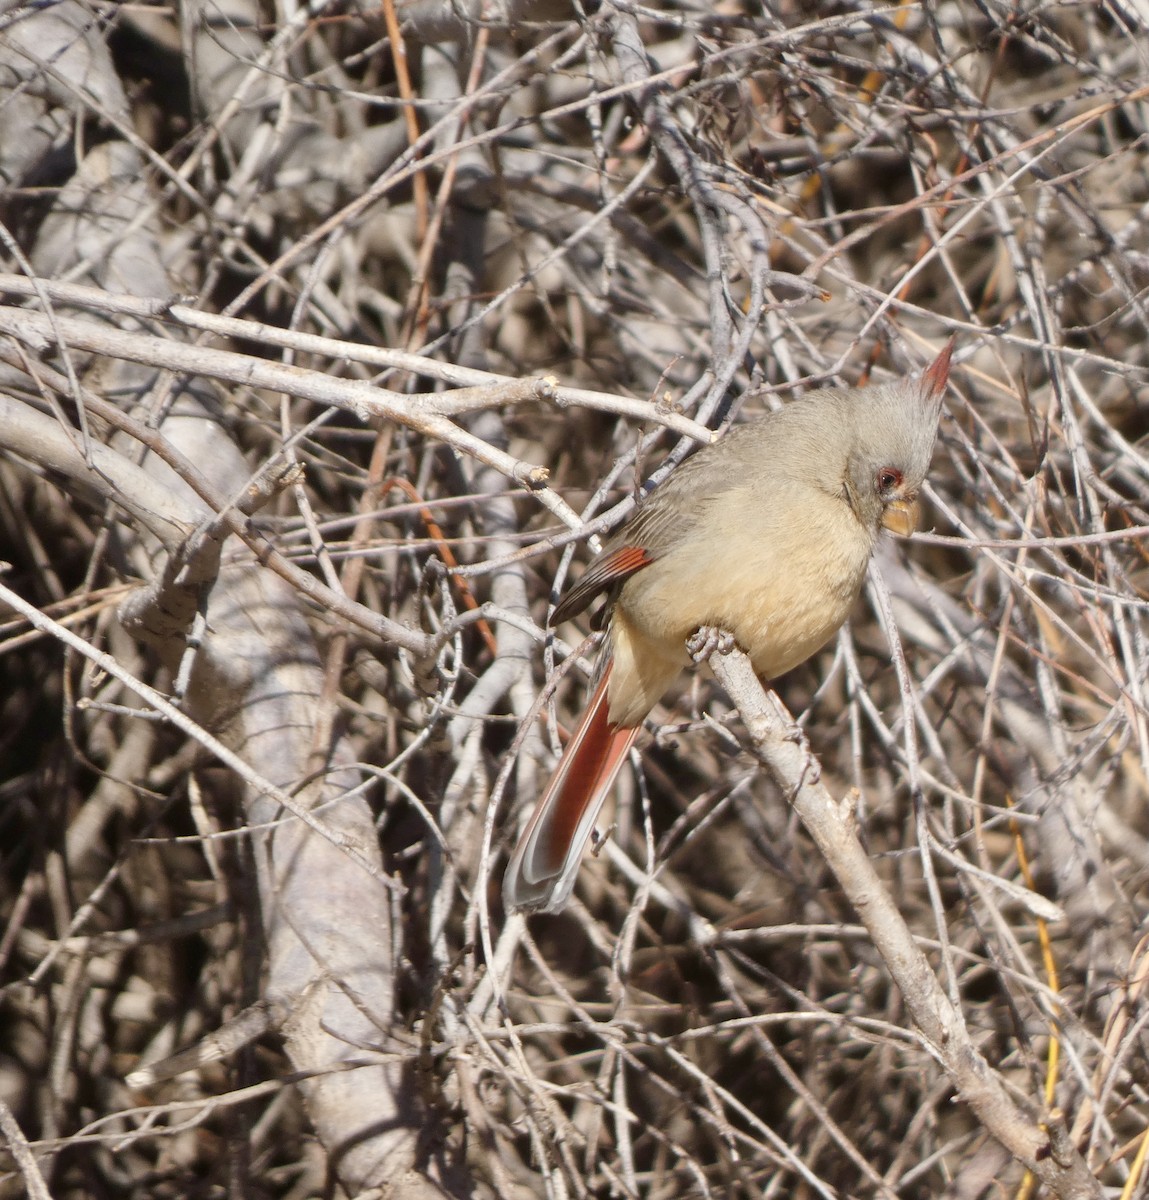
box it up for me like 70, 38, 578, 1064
503, 342, 953, 912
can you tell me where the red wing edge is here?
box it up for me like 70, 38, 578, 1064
551, 544, 654, 626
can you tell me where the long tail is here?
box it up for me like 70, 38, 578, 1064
503, 661, 640, 912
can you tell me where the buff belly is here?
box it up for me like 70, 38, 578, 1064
606, 486, 874, 727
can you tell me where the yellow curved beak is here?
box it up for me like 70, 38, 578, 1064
880, 497, 920, 537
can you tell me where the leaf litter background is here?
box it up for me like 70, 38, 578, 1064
0, 1, 1148, 1198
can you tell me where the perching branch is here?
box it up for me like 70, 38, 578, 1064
709, 644, 1102, 1200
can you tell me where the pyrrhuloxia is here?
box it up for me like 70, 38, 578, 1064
504, 343, 953, 912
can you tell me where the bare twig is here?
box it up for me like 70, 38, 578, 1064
709, 644, 1102, 1200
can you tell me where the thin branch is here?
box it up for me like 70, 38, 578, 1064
708, 644, 1103, 1200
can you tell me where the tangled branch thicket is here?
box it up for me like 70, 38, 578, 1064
1, 1, 1148, 1197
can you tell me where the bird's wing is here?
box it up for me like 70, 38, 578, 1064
550, 544, 654, 626
551, 428, 763, 627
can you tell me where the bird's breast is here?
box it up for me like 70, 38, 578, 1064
617, 484, 874, 681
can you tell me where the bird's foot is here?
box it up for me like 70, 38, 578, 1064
687, 625, 736, 663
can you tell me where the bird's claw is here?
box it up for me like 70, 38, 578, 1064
687, 625, 736, 663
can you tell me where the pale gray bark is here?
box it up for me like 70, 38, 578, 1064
2, 3, 1148, 1198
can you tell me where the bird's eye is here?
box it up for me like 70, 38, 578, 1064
876, 467, 903, 494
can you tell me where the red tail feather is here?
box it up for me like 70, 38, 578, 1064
504, 662, 640, 912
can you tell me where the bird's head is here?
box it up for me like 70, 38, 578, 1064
843, 341, 952, 538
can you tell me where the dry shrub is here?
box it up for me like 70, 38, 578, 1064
0, 2, 1147, 1197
